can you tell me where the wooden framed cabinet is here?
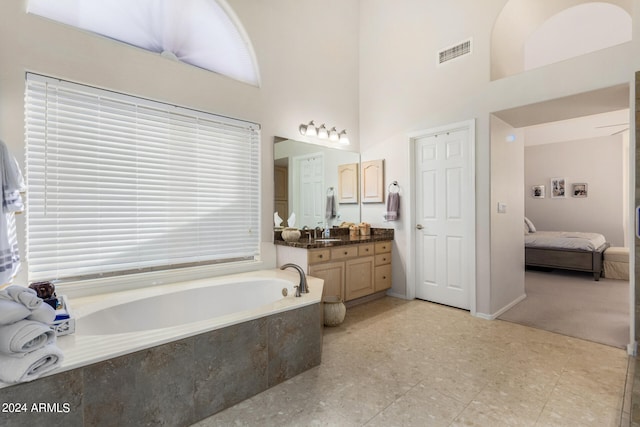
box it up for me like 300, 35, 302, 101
276, 240, 393, 303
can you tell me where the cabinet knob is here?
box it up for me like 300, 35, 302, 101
319, 254, 323, 258
344, 251, 348, 255
382, 276, 387, 279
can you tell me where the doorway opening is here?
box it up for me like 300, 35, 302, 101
490, 85, 632, 349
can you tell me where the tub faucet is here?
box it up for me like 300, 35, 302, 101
280, 263, 309, 297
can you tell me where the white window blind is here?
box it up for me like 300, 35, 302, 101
25, 73, 260, 282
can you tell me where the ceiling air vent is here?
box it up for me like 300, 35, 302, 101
438, 39, 472, 65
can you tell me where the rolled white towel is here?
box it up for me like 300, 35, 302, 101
0, 319, 56, 355
26, 303, 55, 324
0, 300, 31, 326
0, 286, 41, 310
0, 343, 63, 384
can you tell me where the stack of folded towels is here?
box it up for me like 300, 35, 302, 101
0, 285, 64, 384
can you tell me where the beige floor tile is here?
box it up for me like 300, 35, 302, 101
536, 387, 620, 427
366, 382, 468, 427
194, 297, 629, 427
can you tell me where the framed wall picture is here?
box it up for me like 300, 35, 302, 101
571, 183, 588, 198
531, 185, 545, 198
550, 177, 565, 198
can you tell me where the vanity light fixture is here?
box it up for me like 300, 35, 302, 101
298, 121, 349, 145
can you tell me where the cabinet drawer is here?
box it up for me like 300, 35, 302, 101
308, 249, 331, 264
375, 241, 391, 254
331, 246, 359, 260
374, 264, 392, 292
358, 244, 374, 256
375, 253, 391, 266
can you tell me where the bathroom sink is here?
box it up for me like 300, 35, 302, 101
314, 238, 343, 242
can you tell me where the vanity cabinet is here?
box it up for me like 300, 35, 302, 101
305, 241, 391, 302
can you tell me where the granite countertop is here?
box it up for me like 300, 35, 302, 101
273, 228, 394, 249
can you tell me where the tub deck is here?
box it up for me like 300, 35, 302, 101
0, 269, 324, 426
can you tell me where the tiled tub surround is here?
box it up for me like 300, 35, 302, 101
0, 270, 323, 426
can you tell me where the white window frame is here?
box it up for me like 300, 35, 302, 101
25, 73, 261, 289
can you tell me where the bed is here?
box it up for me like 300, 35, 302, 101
524, 218, 609, 281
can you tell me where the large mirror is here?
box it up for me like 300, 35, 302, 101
274, 137, 360, 229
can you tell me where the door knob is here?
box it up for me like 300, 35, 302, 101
416, 224, 424, 230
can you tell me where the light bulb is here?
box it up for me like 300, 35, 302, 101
305, 120, 317, 137
338, 130, 349, 145
298, 123, 307, 135
318, 124, 328, 139
329, 127, 339, 141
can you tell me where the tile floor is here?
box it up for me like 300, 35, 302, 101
193, 297, 629, 427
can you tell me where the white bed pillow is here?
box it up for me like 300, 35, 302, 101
524, 217, 536, 233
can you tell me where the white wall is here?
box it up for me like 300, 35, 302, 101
359, 0, 639, 317
524, 136, 625, 246
0, 0, 360, 285
491, 116, 525, 315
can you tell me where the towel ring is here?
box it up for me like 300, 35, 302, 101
327, 187, 335, 196
388, 181, 400, 193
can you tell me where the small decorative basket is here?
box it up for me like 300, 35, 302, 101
358, 223, 371, 236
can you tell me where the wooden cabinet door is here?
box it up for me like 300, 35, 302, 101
345, 256, 374, 301
309, 261, 345, 301
374, 264, 392, 292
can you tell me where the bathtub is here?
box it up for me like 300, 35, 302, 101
0, 269, 324, 426
60, 268, 323, 370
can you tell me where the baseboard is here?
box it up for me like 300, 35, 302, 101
628, 341, 637, 356
386, 291, 410, 300
477, 293, 527, 320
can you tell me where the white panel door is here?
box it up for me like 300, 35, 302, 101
294, 153, 324, 228
415, 128, 472, 309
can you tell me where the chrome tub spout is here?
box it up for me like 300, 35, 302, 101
280, 263, 309, 297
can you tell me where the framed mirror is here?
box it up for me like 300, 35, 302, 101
274, 137, 360, 229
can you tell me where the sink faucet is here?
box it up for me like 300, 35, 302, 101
280, 263, 309, 297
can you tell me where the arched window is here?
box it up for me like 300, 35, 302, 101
27, 0, 261, 86
491, 1, 631, 80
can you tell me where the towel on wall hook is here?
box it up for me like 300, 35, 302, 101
326, 187, 336, 219
0, 140, 25, 285
384, 181, 400, 221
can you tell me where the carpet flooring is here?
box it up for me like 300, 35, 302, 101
499, 268, 629, 348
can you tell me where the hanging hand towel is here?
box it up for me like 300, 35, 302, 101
0, 343, 63, 384
0, 319, 56, 355
325, 194, 337, 219
384, 192, 400, 221
0, 140, 25, 286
